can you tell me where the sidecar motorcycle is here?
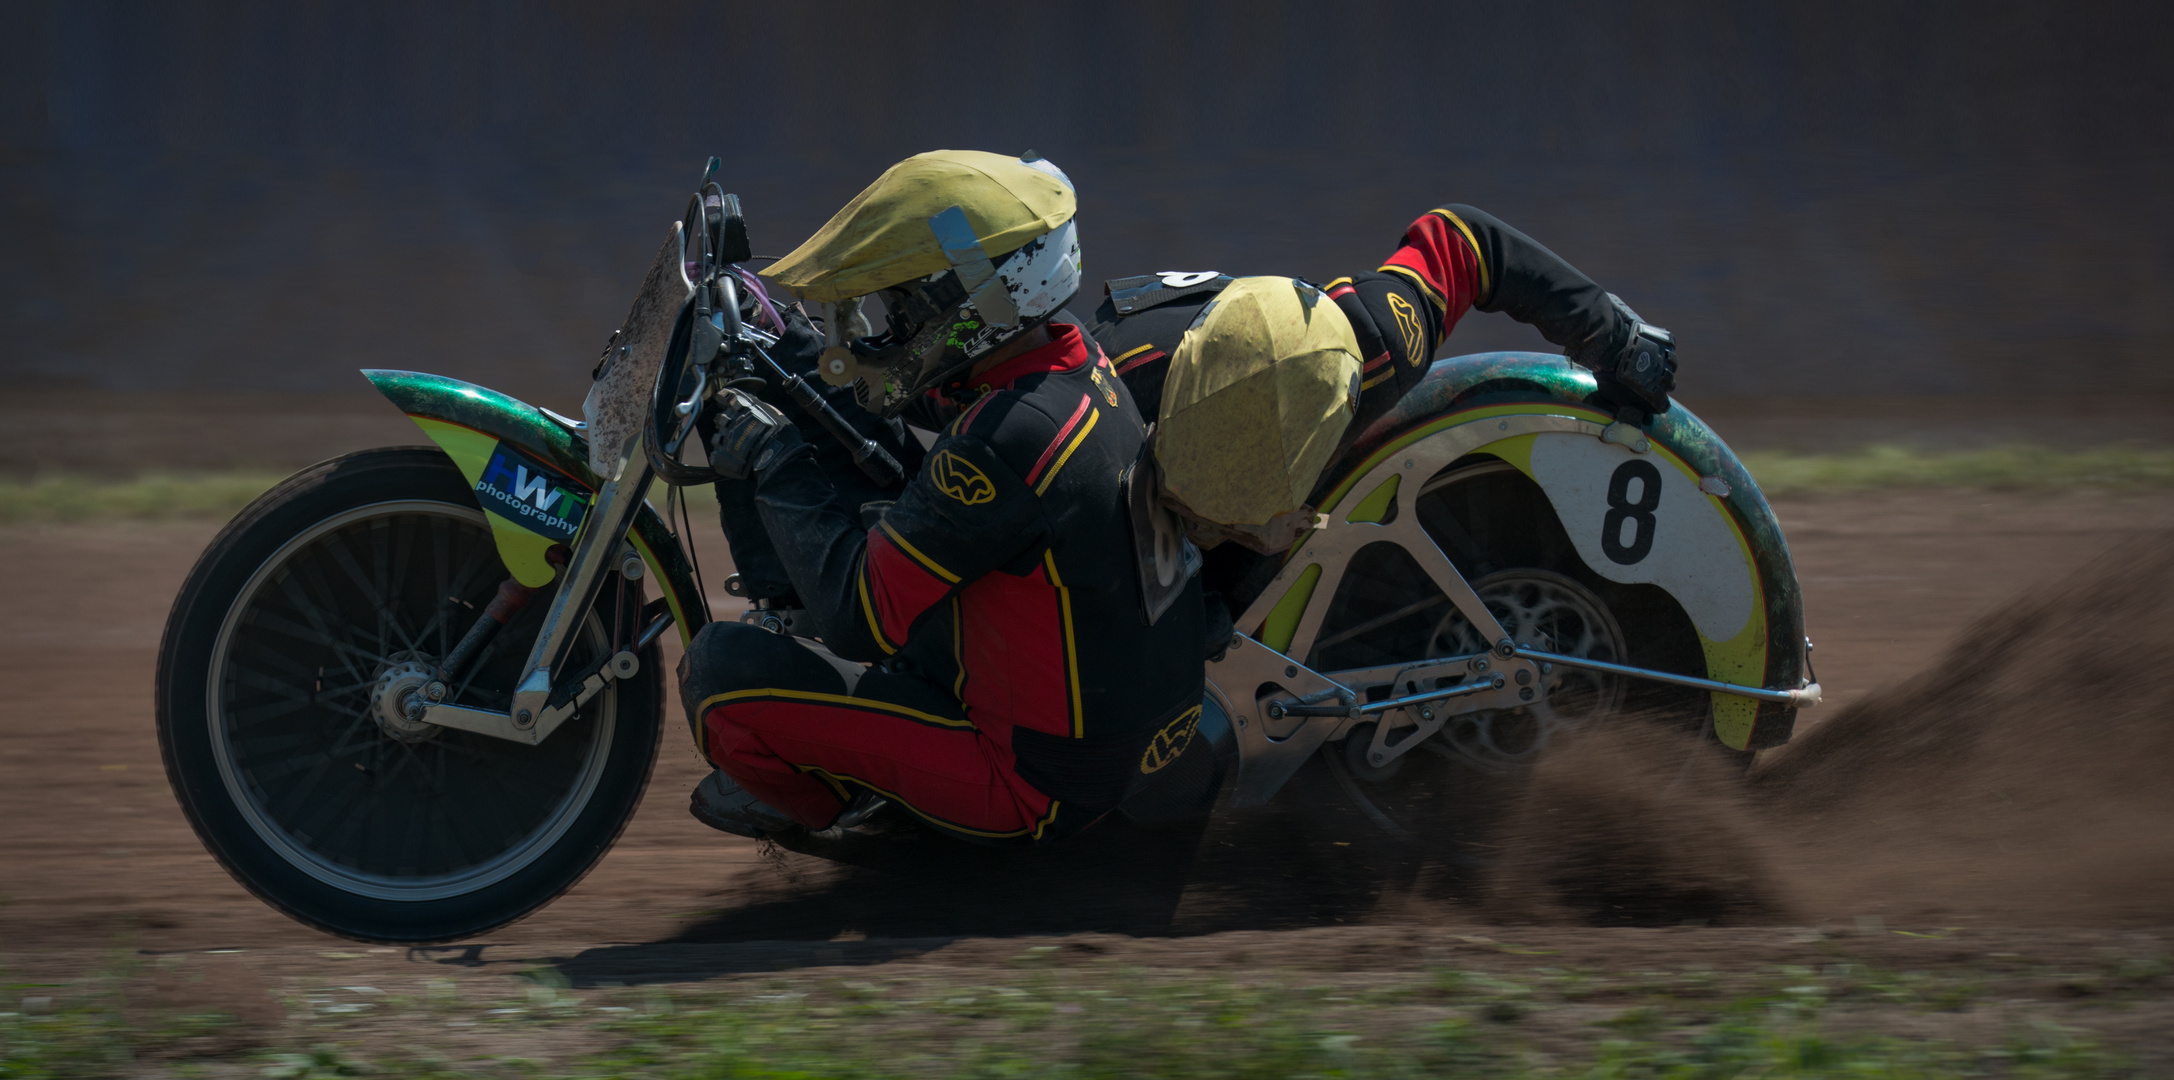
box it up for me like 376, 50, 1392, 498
157, 162, 1816, 943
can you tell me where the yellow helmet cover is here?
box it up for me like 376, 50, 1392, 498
761, 150, 1076, 303
1157, 276, 1364, 527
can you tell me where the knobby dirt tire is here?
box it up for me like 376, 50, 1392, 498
156, 447, 663, 944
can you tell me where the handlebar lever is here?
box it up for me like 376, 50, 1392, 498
750, 346, 904, 487
714, 276, 745, 342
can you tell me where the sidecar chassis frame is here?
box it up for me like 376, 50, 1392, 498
1208, 407, 1819, 807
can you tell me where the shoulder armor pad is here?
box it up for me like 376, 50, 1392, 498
1103, 271, 1234, 316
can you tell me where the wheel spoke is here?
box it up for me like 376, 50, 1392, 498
240, 607, 386, 673
213, 501, 620, 892
431, 517, 453, 657
250, 737, 366, 787
321, 527, 418, 658
229, 665, 339, 706
313, 784, 379, 864
270, 567, 391, 679
235, 727, 349, 757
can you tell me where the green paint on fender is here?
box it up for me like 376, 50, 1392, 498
1260, 563, 1323, 654
361, 369, 710, 648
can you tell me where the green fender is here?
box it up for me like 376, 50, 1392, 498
360, 369, 710, 648
1313, 352, 1809, 750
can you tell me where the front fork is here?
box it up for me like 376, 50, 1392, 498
415, 436, 663, 745
506, 441, 658, 738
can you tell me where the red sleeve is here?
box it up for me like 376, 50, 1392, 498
1376, 209, 1488, 328
859, 522, 960, 653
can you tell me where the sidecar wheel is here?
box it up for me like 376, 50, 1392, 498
156, 448, 663, 944
1304, 456, 1723, 847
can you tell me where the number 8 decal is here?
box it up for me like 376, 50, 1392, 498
1602, 459, 1661, 564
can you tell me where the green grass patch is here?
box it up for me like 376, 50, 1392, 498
0, 472, 722, 525
1741, 444, 2174, 495
0, 472, 287, 524
1, 957, 2142, 1079
2, 968, 256, 1077
1, 442, 2170, 525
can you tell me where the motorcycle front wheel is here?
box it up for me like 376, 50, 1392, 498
157, 447, 663, 943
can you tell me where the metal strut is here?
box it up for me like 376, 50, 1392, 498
1510, 645, 1822, 707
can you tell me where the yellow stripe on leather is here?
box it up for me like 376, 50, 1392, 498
1034, 406, 1100, 496
1030, 799, 1061, 840
856, 567, 898, 655
950, 597, 967, 697
1111, 343, 1156, 365
1044, 550, 1085, 737
879, 520, 960, 583
1377, 263, 1446, 313
697, 687, 969, 728
1431, 208, 1490, 299
795, 764, 1047, 838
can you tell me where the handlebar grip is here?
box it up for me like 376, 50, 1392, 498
846, 434, 904, 487
775, 369, 903, 486
718, 193, 751, 265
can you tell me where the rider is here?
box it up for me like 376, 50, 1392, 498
1088, 204, 1679, 637
680, 150, 1205, 841
1091, 204, 1677, 439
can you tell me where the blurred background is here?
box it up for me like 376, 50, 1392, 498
3, 0, 2172, 476
13, 7, 2174, 1061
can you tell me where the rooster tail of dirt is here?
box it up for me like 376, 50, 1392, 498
1488, 532, 2174, 928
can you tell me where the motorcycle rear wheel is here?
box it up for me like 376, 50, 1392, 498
157, 447, 662, 943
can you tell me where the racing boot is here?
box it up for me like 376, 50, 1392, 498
688, 769, 799, 838
688, 770, 885, 838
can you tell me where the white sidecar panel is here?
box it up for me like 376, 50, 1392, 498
1514, 432, 1756, 643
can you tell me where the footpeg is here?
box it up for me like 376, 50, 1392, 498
740, 607, 808, 635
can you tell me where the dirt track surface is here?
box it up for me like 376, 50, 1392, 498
4, 489, 2173, 1063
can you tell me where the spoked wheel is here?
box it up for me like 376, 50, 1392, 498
1307, 457, 1702, 853
158, 448, 662, 943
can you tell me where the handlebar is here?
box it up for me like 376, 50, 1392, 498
648, 272, 904, 489
646, 159, 905, 490
748, 345, 904, 487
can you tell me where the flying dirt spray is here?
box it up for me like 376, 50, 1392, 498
1493, 533, 2174, 927
685, 534, 2174, 938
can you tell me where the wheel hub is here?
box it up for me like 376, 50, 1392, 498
1428, 569, 1626, 770
369, 658, 441, 743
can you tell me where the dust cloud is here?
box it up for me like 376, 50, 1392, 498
674, 535, 2174, 938
1492, 533, 2174, 927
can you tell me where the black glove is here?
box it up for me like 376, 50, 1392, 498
709, 389, 797, 480
1578, 293, 1677, 417
765, 302, 828, 379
